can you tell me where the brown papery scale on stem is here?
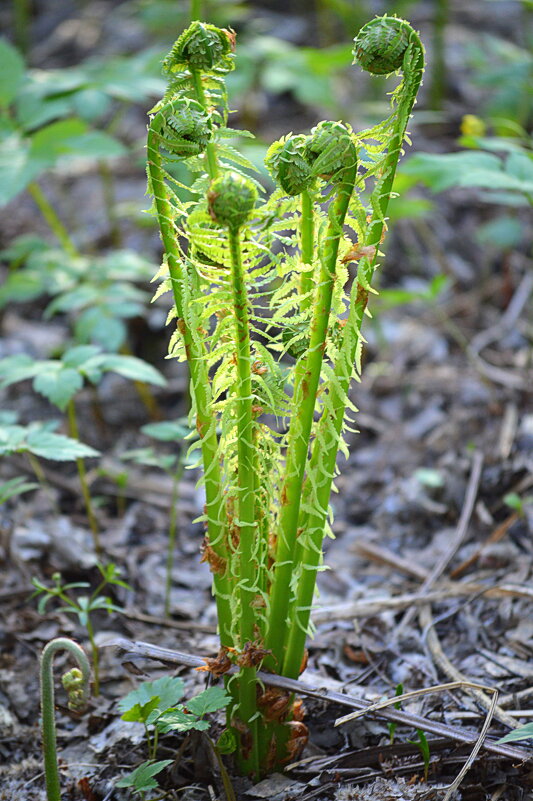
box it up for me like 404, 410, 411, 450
195, 646, 233, 676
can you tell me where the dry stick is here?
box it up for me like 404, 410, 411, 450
419, 604, 519, 730
103, 638, 531, 763
395, 449, 484, 636
335, 680, 498, 801
311, 582, 533, 624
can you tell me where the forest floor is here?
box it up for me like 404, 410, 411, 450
0, 1, 532, 800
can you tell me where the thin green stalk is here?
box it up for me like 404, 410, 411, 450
299, 189, 315, 311
85, 616, 100, 696
27, 182, 78, 258
98, 160, 122, 248
227, 225, 259, 778
40, 638, 90, 801
67, 399, 101, 555
164, 460, 185, 617
146, 124, 232, 645
265, 163, 357, 672
190, 0, 203, 20
190, 68, 219, 179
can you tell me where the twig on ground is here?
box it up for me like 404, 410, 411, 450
419, 603, 518, 729
103, 637, 531, 763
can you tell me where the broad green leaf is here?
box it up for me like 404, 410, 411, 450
121, 697, 160, 724
62, 345, 101, 369
141, 421, 192, 441
97, 354, 166, 387
0, 354, 46, 386
0, 421, 98, 460
0, 131, 41, 206
118, 676, 185, 716
156, 708, 210, 733
24, 429, 99, 460
115, 759, 172, 792
29, 118, 125, 164
0, 39, 26, 108
33, 367, 83, 410
185, 686, 231, 717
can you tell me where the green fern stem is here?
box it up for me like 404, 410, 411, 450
190, 68, 219, 179
227, 224, 260, 777
190, 0, 202, 21
147, 123, 232, 645
265, 162, 357, 671
283, 22, 425, 679
299, 189, 315, 311
40, 638, 90, 801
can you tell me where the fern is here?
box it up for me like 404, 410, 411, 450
146, 15, 424, 778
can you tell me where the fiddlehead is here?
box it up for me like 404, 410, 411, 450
207, 172, 258, 231
40, 638, 90, 801
353, 16, 411, 74
163, 20, 235, 74
153, 97, 212, 157
265, 135, 313, 197
305, 120, 357, 181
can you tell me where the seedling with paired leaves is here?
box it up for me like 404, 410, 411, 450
32, 563, 130, 695
147, 15, 424, 777
117, 675, 230, 796
0, 345, 165, 551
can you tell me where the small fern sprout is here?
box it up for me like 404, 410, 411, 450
155, 97, 212, 157
40, 638, 90, 801
353, 15, 411, 75
207, 172, 257, 231
305, 121, 357, 182
265, 134, 313, 196
163, 20, 235, 74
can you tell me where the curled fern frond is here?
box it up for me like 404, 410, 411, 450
305, 121, 357, 182
265, 134, 313, 196
207, 172, 257, 231
163, 21, 235, 74
353, 15, 411, 75
155, 98, 212, 157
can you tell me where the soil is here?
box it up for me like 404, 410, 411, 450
0, 1, 532, 800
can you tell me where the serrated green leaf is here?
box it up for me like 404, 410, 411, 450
118, 676, 185, 716
115, 759, 172, 792
33, 367, 83, 410
185, 686, 231, 717
121, 697, 160, 724
141, 421, 192, 441
24, 429, 99, 460
0, 39, 26, 108
97, 354, 166, 387
156, 707, 210, 734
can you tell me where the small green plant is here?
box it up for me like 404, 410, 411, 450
116, 675, 230, 796
0, 345, 166, 551
388, 684, 431, 780
39, 637, 91, 801
147, 15, 423, 776
32, 563, 130, 695
497, 722, 533, 745
123, 418, 195, 616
